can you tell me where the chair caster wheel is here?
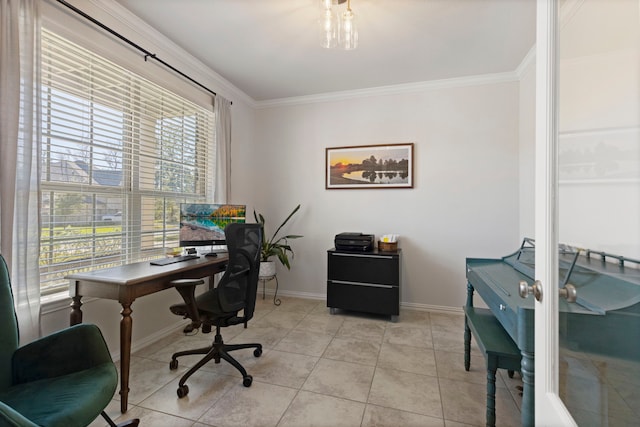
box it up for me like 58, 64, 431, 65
169, 359, 178, 370
243, 375, 253, 387
254, 348, 262, 357
176, 384, 189, 398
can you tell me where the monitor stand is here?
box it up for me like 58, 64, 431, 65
200, 245, 228, 257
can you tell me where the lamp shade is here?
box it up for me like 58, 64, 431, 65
319, 0, 357, 50
319, 2, 338, 48
338, 8, 358, 50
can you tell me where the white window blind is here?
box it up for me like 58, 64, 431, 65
39, 29, 215, 296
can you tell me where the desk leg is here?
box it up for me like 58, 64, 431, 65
119, 302, 133, 413
70, 295, 83, 325
521, 350, 535, 427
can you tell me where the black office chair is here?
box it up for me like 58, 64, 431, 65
169, 223, 263, 398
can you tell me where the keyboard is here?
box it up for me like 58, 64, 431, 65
150, 254, 199, 266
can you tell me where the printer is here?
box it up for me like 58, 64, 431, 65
334, 232, 374, 252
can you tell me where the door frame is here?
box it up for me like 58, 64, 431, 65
533, 0, 577, 424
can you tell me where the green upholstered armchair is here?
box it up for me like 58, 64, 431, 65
0, 255, 139, 427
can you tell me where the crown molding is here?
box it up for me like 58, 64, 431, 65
70, 1, 535, 110
254, 71, 520, 109
83, 0, 254, 106
516, 45, 536, 79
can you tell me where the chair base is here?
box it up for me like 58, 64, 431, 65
101, 411, 140, 427
170, 327, 262, 397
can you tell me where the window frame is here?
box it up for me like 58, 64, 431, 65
39, 28, 216, 297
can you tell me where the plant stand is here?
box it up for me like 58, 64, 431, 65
259, 274, 281, 306
258, 261, 281, 306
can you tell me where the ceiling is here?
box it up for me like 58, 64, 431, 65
114, 0, 537, 102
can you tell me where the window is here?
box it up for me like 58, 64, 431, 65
40, 29, 215, 296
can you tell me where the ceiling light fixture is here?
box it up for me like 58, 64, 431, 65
319, 0, 358, 50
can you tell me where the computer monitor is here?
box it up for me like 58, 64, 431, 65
179, 203, 246, 251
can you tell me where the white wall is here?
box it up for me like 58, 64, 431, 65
518, 56, 536, 240
250, 81, 522, 310
557, 48, 640, 258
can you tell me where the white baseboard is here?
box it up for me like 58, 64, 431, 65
270, 289, 326, 300
264, 289, 463, 314
121, 293, 463, 361
399, 301, 463, 315
110, 320, 187, 363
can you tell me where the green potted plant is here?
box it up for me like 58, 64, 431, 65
253, 204, 303, 277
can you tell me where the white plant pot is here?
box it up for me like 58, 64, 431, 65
259, 260, 276, 278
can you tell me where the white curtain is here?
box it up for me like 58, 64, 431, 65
0, 0, 42, 343
213, 95, 232, 203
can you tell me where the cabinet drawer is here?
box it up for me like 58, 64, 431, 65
328, 252, 398, 285
327, 280, 399, 316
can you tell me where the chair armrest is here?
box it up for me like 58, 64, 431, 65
227, 266, 250, 280
12, 324, 113, 384
226, 248, 252, 281
172, 279, 204, 325
0, 402, 39, 427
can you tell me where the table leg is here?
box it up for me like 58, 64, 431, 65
70, 295, 83, 325
521, 349, 535, 427
119, 302, 133, 413
465, 281, 475, 308
464, 282, 474, 371
486, 367, 497, 427
464, 317, 471, 371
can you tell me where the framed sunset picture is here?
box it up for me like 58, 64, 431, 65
325, 143, 414, 189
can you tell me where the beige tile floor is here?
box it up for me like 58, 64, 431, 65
93, 296, 525, 427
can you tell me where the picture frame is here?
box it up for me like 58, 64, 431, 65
326, 143, 414, 189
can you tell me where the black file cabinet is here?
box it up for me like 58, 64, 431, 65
327, 248, 401, 321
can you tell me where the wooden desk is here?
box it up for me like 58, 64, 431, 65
67, 255, 227, 413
